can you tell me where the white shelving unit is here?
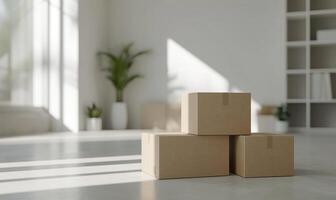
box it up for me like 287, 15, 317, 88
286, 0, 336, 130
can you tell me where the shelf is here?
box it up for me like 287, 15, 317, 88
310, 99, 336, 103
287, 0, 306, 12
287, 41, 306, 47
286, 0, 336, 131
310, 40, 336, 46
310, 9, 336, 17
311, 14, 336, 40
288, 103, 306, 127
288, 18, 306, 42
287, 69, 306, 74
287, 99, 306, 103
287, 9, 336, 19
310, 68, 336, 73
287, 11, 306, 19
287, 47, 306, 69
287, 74, 306, 99
286, 41, 336, 48
311, 0, 336, 11
311, 103, 336, 127
311, 45, 336, 68
287, 69, 336, 74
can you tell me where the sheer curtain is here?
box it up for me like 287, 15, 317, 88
0, 0, 79, 131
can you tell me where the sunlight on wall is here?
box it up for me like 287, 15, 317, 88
62, 0, 79, 132
0, 0, 80, 132
33, 0, 48, 107
33, 0, 48, 108
167, 39, 230, 105
33, 0, 79, 131
167, 39, 260, 132
49, 0, 62, 121
231, 87, 261, 132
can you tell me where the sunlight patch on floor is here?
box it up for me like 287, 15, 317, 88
0, 163, 141, 181
0, 155, 141, 168
0, 171, 154, 195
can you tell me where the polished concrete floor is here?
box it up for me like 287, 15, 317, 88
0, 131, 335, 200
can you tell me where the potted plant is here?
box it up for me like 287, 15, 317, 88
86, 103, 103, 131
98, 43, 150, 129
274, 104, 290, 133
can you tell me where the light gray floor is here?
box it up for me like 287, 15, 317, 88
0, 131, 335, 200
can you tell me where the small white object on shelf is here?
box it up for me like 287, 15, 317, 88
86, 118, 102, 131
323, 72, 332, 99
311, 72, 332, 100
311, 73, 322, 99
275, 120, 289, 134
317, 29, 336, 41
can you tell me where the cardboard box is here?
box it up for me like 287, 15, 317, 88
181, 93, 251, 135
141, 132, 229, 179
230, 133, 294, 177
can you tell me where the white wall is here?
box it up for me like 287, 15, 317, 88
78, 0, 110, 130
106, 0, 286, 129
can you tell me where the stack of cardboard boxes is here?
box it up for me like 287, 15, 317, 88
142, 93, 294, 179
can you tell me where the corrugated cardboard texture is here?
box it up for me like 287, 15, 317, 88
141, 132, 229, 179
231, 134, 294, 177
181, 93, 251, 135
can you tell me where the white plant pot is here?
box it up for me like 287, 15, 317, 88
111, 102, 128, 130
86, 118, 102, 131
275, 120, 288, 133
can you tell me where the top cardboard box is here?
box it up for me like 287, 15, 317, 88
181, 93, 251, 135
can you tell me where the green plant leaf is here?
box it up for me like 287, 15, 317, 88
97, 43, 150, 101
97, 52, 118, 62
123, 74, 142, 89
274, 104, 290, 121
131, 49, 151, 60
122, 43, 134, 57
127, 50, 150, 69
87, 103, 103, 118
